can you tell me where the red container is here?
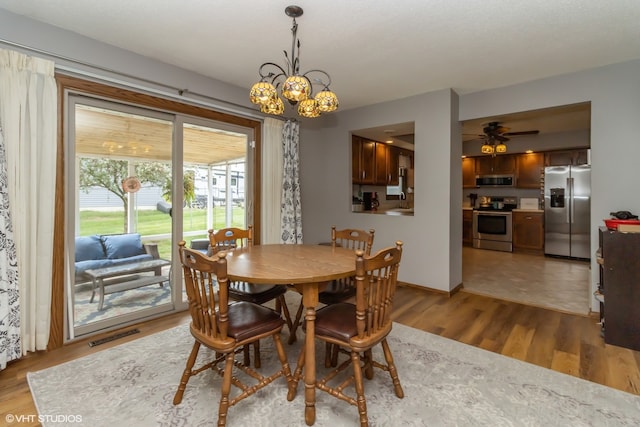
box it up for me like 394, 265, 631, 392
604, 219, 640, 230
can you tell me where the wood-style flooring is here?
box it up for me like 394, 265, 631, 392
2, 286, 640, 426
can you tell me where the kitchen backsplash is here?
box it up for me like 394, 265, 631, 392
463, 187, 541, 209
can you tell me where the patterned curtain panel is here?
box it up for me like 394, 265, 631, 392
280, 120, 303, 244
0, 129, 20, 369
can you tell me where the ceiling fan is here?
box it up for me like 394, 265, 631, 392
464, 121, 540, 154
480, 121, 540, 142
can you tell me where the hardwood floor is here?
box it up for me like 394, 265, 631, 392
2, 286, 640, 426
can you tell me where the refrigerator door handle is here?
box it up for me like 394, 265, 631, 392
569, 177, 575, 224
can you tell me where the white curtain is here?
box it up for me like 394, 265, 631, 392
0, 49, 57, 364
261, 118, 284, 244
280, 120, 302, 244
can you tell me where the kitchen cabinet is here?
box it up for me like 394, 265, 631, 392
512, 211, 544, 252
462, 157, 476, 188
475, 154, 516, 175
598, 227, 640, 351
463, 209, 473, 246
386, 145, 401, 186
545, 149, 589, 166
352, 136, 376, 184
375, 142, 388, 184
516, 152, 544, 188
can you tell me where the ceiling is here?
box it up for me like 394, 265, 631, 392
0, 1, 637, 140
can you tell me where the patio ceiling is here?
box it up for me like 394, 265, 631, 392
74, 105, 247, 166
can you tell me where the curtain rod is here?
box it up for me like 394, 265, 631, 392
0, 38, 289, 122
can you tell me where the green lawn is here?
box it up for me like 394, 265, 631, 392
79, 207, 245, 259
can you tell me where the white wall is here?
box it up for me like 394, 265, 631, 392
300, 89, 462, 291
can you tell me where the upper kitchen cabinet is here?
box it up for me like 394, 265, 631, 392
352, 136, 376, 184
475, 154, 516, 175
462, 157, 476, 188
516, 152, 544, 188
545, 148, 589, 166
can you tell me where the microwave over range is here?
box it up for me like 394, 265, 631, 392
475, 174, 514, 187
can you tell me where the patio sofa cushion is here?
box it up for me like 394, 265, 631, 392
74, 233, 155, 281
102, 233, 147, 259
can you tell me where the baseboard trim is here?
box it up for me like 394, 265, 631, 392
398, 281, 463, 298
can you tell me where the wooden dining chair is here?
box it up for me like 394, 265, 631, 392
209, 226, 294, 366
288, 242, 404, 427
289, 226, 375, 357
173, 241, 293, 427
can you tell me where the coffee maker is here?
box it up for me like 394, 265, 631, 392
362, 192, 379, 211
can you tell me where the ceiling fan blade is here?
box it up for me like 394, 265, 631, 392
503, 130, 539, 136
494, 134, 509, 142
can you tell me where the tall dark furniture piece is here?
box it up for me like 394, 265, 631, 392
598, 227, 640, 350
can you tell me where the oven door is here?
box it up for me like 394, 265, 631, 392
472, 210, 513, 251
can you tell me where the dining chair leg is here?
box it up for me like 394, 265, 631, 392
253, 341, 261, 369
351, 350, 369, 427
287, 347, 305, 401
288, 297, 305, 345
381, 338, 404, 398
173, 341, 201, 405
324, 342, 333, 368
243, 345, 250, 366
272, 332, 294, 394
217, 352, 235, 427
364, 349, 374, 380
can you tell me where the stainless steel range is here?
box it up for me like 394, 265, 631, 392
472, 196, 517, 252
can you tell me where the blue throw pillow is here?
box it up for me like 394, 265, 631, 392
75, 235, 105, 262
101, 233, 146, 259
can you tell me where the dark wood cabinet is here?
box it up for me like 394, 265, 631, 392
599, 227, 640, 351
516, 152, 544, 188
475, 154, 516, 175
375, 142, 388, 184
386, 146, 401, 186
352, 136, 376, 184
512, 211, 544, 252
462, 157, 476, 188
463, 209, 473, 246
545, 149, 589, 166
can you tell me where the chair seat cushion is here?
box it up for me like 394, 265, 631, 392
314, 302, 357, 343
228, 282, 287, 305
223, 301, 285, 342
318, 279, 356, 305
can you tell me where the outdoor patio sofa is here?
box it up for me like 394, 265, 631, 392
74, 233, 161, 283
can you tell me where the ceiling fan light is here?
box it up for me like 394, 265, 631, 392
315, 90, 339, 112
495, 143, 507, 153
282, 75, 310, 102
298, 98, 320, 118
481, 143, 494, 154
260, 96, 285, 115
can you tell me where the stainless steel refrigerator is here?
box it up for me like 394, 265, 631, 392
544, 165, 591, 259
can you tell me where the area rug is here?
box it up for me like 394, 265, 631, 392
28, 323, 640, 426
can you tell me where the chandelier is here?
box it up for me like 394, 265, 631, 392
481, 136, 507, 155
249, 5, 339, 119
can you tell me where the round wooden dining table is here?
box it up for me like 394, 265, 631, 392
224, 243, 356, 426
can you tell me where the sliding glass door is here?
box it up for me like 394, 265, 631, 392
66, 93, 252, 338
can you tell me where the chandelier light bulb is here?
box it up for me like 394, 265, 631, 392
260, 96, 285, 115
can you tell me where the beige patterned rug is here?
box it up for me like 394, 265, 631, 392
28, 322, 640, 426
